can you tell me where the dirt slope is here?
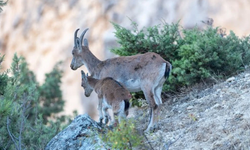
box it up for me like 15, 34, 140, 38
133, 68, 250, 149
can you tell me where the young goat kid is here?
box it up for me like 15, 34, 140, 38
81, 70, 131, 126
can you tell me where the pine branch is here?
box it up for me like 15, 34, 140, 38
7, 116, 20, 150
0, 0, 7, 12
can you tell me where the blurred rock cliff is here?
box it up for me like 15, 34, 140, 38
1, 0, 250, 118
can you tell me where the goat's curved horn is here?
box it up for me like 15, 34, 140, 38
74, 29, 80, 47
84, 38, 88, 47
80, 28, 89, 46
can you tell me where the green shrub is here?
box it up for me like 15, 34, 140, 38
99, 119, 143, 150
171, 27, 249, 89
111, 21, 181, 61
0, 55, 7, 95
38, 62, 64, 123
0, 53, 74, 150
111, 21, 250, 95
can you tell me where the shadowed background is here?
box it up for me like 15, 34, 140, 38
1, 0, 250, 118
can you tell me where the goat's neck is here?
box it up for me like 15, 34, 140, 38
87, 77, 99, 88
81, 46, 101, 74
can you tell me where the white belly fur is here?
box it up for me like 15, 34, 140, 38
123, 79, 141, 92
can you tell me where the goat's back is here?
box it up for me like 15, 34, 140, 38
95, 52, 168, 78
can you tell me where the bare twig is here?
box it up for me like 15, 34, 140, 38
201, 18, 214, 26
128, 140, 132, 149
19, 108, 25, 150
7, 116, 19, 150
163, 135, 181, 150
143, 132, 154, 150
177, 30, 183, 39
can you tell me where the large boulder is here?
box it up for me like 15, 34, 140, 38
45, 114, 107, 150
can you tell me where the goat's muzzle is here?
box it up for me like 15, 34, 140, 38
70, 64, 77, 70
84, 93, 90, 97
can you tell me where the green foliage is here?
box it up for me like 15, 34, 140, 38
171, 27, 249, 88
111, 21, 250, 96
0, 55, 8, 95
111, 21, 181, 61
38, 62, 64, 123
0, 0, 7, 12
0, 53, 73, 150
100, 119, 143, 150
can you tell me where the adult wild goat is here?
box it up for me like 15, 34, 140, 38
81, 70, 131, 126
70, 28, 172, 131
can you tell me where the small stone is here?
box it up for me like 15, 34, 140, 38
226, 77, 235, 82
244, 73, 250, 78
212, 103, 222, 109
187, 106, 194, 110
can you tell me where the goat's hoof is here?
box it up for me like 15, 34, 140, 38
98, 121, 103, 127
104, 116, 109, 125
152, 124, 160, 131
98, 118, 104, 126
144, 124, 160, 133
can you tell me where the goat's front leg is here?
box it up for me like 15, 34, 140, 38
103, 108, 110, 125
97, 98, 104, 125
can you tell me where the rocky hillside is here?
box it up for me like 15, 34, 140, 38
1, 0, 250, 118
45, 68, 250, 149
133, 68, 250, 149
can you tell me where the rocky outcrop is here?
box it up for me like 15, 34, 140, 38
45, 114, 107, 150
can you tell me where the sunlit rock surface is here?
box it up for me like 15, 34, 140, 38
45, 114, 106, 150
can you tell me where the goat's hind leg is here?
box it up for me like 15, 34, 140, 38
97, 98, 104, 125
103, 108, 111, 125
153, 83, 164, 123
110, 101, 126, 127
150, 74, 166, 129
142, 87, 158, 132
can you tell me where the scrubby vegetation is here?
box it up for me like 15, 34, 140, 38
99, 119, 143, 150
0, 54, 75, 150
111, 21, 250, 98
109, 21, 250, 149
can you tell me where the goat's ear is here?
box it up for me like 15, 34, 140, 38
76, 38, 81, 49
74, 29, 82, 52
81, 70, 85, 78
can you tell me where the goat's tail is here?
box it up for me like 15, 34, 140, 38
124, 100, 130, 116
164, 62, 172, 78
